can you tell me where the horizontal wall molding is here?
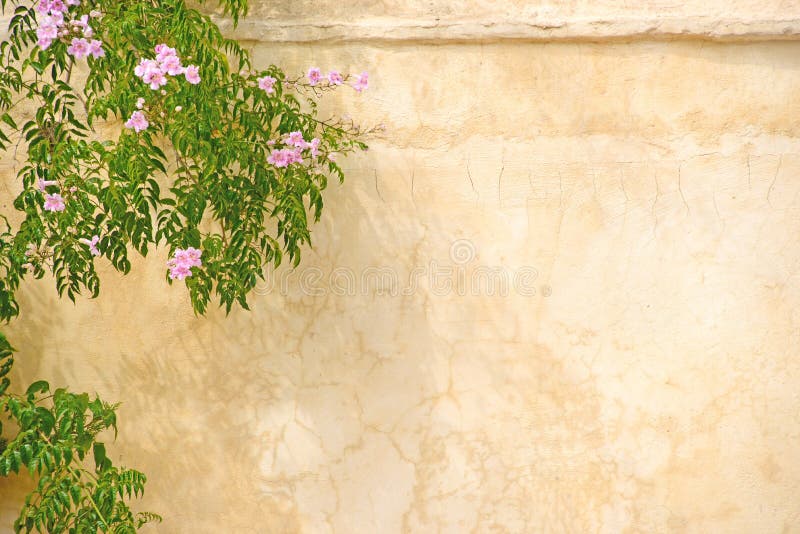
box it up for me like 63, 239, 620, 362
214, 16, 800, 44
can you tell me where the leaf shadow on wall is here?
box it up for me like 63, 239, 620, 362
0, 156, 614, 531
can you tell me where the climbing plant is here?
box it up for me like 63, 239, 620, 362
0, 0, 370, 530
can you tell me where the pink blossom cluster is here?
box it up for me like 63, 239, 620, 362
258, 75, 277, 94
37, 175, 67, 212
125, 111, 149, 132
22, 244, 37, 271
36, 14, 64, 49
38, 178, 78, 212
134, 44, 200, 90
36, 0, 103, 58
37, 0, 80, 20
67, 35, 104, 59
266, 148, 304, 168
43, 192, 65, 212
266, 131, 322, 168
306, 67, 368, 92
126, 44, 201, 132
167, 247, 203, 280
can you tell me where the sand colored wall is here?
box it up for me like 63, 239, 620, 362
2, 2, 800, 533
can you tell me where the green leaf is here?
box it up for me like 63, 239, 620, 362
25, 380, 49, 397
93, 442, 108, 472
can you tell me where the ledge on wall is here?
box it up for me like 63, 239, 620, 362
214, 15, 800, 44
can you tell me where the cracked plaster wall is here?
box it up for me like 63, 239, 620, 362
2, 2, 800, 533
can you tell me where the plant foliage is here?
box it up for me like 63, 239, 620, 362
0, 346, 160, 532
0, 0, 369, 529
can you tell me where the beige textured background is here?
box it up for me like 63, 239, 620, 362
2, 1, 800, 532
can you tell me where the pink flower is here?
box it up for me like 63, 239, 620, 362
178, 247, 202, 267
327, 71, 343, 85
289, 148, 304, 165
308, 137, 321, 157
169, 264, 191, 280
135, 59, 167, 89
39, 0, 72, 14
145, 70, 167, 90
257, 75, 276, 94
154, 44, 177, 62
43, 193, 65, 212
352, 71, 369, 92
87, 39, 104, 58
67, 37, 89, 58
183, 65, 201, 84
89, 10, 102, 18
307, 67, 322, 86
267, 149, 290, 168
269, 149, 304, 167
167, 247, 202, 280
134, 59, 158, 77
271, 148, 302, 167
70, 15, 93, 37
124, 111, 149, 132
327, 153, 337, 161
70, 14, 88, 29
36, 15, 61, 49
37, 17, 60, 39
159, 54, 183, 76
37, 178, 58, 191
79, 235, 100, 256
284, 130, 305, 147
135, 97, 145, 109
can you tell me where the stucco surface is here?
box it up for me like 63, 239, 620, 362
2, 3, 800, 534
213, 0, 800, 42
